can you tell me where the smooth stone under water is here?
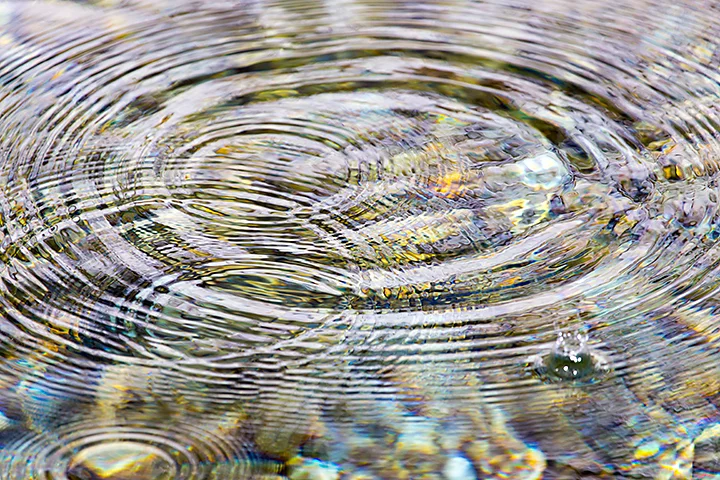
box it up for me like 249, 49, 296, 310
66, 442, 176, 480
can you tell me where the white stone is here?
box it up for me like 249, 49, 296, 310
443, 455, 477, 480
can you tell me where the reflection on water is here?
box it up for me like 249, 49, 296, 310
0, 0, 720, 477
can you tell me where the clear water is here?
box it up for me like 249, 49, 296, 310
0, 0, 719, 478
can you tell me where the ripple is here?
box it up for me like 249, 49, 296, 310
0, 415, 277, 479
1, 0, 720, 477
0, 361, 276, 477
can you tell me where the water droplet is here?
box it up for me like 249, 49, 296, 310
531, 331, 610, 385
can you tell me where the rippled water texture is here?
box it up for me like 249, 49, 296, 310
2, 0, 720, 478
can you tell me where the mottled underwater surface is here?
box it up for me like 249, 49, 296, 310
1, 0, 720, 478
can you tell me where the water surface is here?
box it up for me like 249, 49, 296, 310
1, 0, 720, 478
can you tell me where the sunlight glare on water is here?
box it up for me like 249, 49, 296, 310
1, 0, 720, 478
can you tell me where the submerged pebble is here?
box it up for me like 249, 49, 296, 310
66, 442, 176, 480
287, 457, 341, 480
442, 456, 477, 480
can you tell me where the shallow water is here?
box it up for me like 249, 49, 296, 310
0, 0, 720, 478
